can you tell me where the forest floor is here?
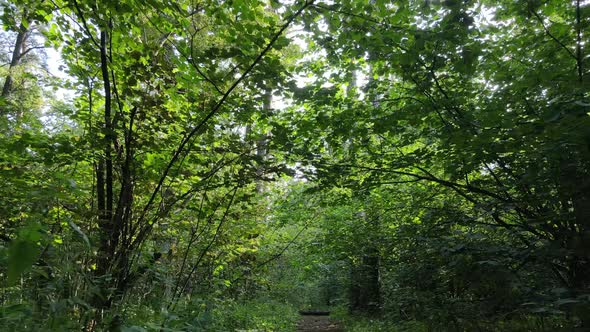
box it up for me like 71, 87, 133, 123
296, 314, 343, 331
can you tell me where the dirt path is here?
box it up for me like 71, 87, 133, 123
296, 315, 343, 332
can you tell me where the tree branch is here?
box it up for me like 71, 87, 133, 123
136, 0, 314, 235
170, 185, 239, 308
20, 45, 45, 58
71, 0, 100, 48
530, 8, 577, 62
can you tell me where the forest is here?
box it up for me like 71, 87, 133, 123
1, 0, 589, 331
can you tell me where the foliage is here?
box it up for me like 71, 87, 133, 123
206, 298, 299, 332
2, 0, 590, 330
274, 0, 590, 328
122, 298, 298, 332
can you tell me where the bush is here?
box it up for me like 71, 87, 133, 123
203, 298, 299, 332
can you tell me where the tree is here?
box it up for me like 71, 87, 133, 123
3, 0, 589, 330
279, 0, 590, 326
0, 0, 315, 329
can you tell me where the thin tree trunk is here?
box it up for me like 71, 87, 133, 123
100, 29, 114, 231
2, 22, 28, 98
94, 28, 115, 312
255, 88, 272, 193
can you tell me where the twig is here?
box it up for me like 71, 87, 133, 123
530, 9, 577, 61
134, 0, 315, 246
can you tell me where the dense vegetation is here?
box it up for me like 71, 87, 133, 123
1, 0, 589, 331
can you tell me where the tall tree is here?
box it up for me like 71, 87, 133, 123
37, 0, 315, 328
279, 0, 590, 325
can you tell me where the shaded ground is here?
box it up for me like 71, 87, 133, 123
297, 315, 343, 332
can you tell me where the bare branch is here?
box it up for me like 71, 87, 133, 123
20, 45, 45, 58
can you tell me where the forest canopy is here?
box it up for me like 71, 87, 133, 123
1, 0, 589, 331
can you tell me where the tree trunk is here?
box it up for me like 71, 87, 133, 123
255, 88, 272, 193
2, 21, 28, 99
349, 249, 381, 314
558, 152, 590, 328
92, 28, 117, 316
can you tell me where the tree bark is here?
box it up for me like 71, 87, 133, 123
349, 250, 380, 314
93, 28, 117, 313
2, 21, 28, 98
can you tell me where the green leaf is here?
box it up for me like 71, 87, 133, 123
7, 238, 39, 285
122, 327, 147, 332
